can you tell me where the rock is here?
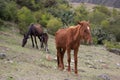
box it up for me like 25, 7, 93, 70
71, 59, 74, 63
99, 59, 106, 63
46, 54, 52, 61
0, 53, 6, 59
98, 74, 111, 80
116, 63, 120, 67
53, 57, 57, 61
89, 65, 97, 69
5, 59, 14, 63
101, 64, 109, 69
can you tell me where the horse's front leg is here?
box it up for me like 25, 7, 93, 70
67, 48, 71, 72
45, 44, 49, 52
34, 36, 38, 49
74, 48, 79, 74
30, 35, 34, 48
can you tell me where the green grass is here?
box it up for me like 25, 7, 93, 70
104, 40, 120, 49
0, 27, 120, 80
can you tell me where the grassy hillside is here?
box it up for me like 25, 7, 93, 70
70, 0, 120, 8
0, 27, 120, 80
70, 2, 120, 11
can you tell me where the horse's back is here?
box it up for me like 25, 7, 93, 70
34, 24, 43, 34
55, 28, 68, 48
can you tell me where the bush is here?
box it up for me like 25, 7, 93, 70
15, 0, 42, 11
101, 20, 110, 28
88, 10, 107, 25
104, 40, 120, 49
17, 7, 36, 34
34, 12, 53, 27
0, 1, 17, 21
47, 18, 63, 35
91, 27, 116, 45
74, 4, 89, 22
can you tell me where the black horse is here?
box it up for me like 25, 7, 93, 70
22, 24, 49, 51
41, 33, 49, 52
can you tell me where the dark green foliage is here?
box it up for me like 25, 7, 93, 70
89, 10, 107, 25
60, 10, 75, 26
91, 27, 116, 44
0, 0, 120, 44
105, 15, 120, 41
93, 5, 111, 16
42, 0, 57, 8
104, 41, 120, 49
34, 11, 53, 27
15, 0, 41, 11
47, 18, 63, 35
0, 0, 17, 21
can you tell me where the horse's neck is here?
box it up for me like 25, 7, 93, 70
25, 30, 30, 39
73, 25, 81, 41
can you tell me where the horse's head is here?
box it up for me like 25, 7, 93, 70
22, 34, 29, 47
78, 21, 92, 44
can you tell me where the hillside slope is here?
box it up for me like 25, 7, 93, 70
0, 27, 120, 80
70, 0, 120, 8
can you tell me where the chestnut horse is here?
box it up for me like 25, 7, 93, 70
22, 24, 49, 51
55, 21, 92, 74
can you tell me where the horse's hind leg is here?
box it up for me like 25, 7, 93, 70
30, 35, 34, 48
57, 47, 62, 70
60, 48, 66, 70
38, 36, 43, 49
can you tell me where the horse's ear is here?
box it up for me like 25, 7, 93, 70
78, 21, 81, 25
78, 21, 83, 26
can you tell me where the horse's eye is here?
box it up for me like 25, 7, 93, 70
84, 30, 87, 33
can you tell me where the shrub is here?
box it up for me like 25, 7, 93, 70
34, 11, 54, 27
0, 1, 17, 21
89, 10, 107, 25
101, 20, 110, 28
91, 27, 116, 45
103, 40, 120, 49
17, 7, 36, 34
47, 18, 63, 35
